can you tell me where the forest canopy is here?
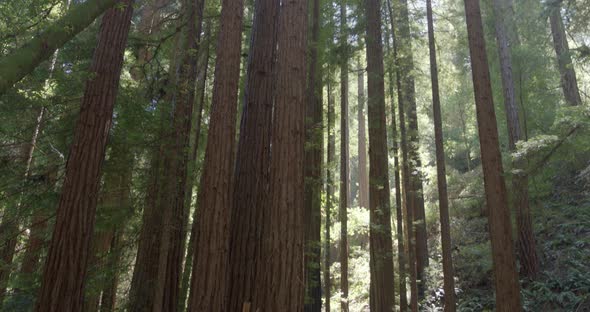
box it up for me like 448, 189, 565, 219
0, 0, 589, 311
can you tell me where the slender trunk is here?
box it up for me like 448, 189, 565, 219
152, 0, 205, 309
178, 20, 211, 312
339, 2, 350, 311
0, 0, 119, 95
98, 144, 133, 312
99, 232, 122, 312
324, 75, 335, 312
304, 0, 323, 309
127, 4, 182, 312
226, 0, 278, 310
463, 1, 522, 311
387, 0, 417, 308
549, 3, 582, 106
396, 0, 429, 296
385, 3, 408, 309
365, 0, 396, 310
358, 64, 369, 211
491, 0, 539, 280
187, 0, 244, 310
426, 0, 456, 310
253, 0, 308, 309
34, 1, 133, 310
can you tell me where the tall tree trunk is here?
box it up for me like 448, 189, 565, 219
549, 2, 582, 106
99, 232, 122, 312
98, 143, 133, 312
178, 20, 211, 312
357, 64, 369, 211
463, 0, 522, 311
426, 0, 457, 310
365, 0, 396, 310
338, 0, 350, 312
152, 0, 205, 309
339, 2, 350, 311
127, 4, 179, 311
0, 0, 119, 95
491, 0, 539, 280
253, 0, 307, 309
324, 74, 335, 312
34, 1, 133, 310
226, 0, 278, 310
187, 0, 244, 310
387, 0, 418, 308
396, 0, 429, 296
304, 0, 323, 309
384, 3, 408, 310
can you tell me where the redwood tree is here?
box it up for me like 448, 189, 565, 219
426, 0, 456, 309
365, 0, 396, 310
463, 0, 522, 310
324, 73, 336, 312
34, 0, 133, 310
396, 0, 429, 296
253, 0, 308, 309
226, 0, 278, 310
339, 1, 350, 311
304, 0, 324, 309
187, 0, 244, 310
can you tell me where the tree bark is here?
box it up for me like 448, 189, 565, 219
152, 0, 206, 309
324, 74, 335, 312
491, 0, 539, 280
187, 0, 244, 310
396, 0, 429, 296
253, 0, 307, 309
226, 0, 278, 310
339, 2, 350, 311
387, 0, 418, 308
549, 2, 582, 106
34, 1, 133, 310
178, 19, 211, 312
365, 0, 396, 310
304, 0, 323, 309
384, 2, 408, 309
127, 2, 186, 311
0, 0, 119, 95
463, 0, 522, 310
357, 64, 369, 211
426, 0, 457, 310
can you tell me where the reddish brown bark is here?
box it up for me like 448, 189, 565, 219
324, 74, 336, 312
463, 0, 522, 310
387, 0, 418, 308
426, 0, 457, 310
127, 2, 179, 309
187, 0, 244, 310
33, 1, 133, 310
152, 0, 205, 309
253, 0, 307, 309
226, 0, 278, 310
365, 0, 396, 310
304, 0, 323, 309
385, 2, 408, 309
179, 20, 211, 311
339, 2, 350, 311
396, 0, 429, 297
357, 65, 369, 211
